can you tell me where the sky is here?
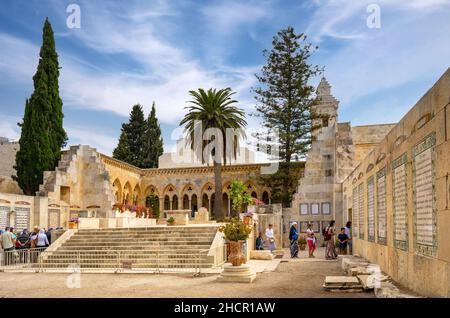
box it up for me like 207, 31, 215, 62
0, 0, 450, 155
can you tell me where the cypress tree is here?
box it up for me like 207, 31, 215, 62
14, 18, 67, 195
113, 104, 147, 167
142, 102, 164, 168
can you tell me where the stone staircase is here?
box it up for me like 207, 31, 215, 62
39, 226, 221, 271
38, 145, 116, 216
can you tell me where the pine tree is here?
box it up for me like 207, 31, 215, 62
113, 104, 147, 167
253, 26, 323, 207
142, 102, 164, 168
14, 18, 67, 195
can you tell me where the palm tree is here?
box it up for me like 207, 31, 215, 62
180, 88, 247, 219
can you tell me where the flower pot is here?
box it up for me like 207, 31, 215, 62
299, 244, 306, 251
228, 240, 246, 266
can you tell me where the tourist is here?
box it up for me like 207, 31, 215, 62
29, 231, 38, 248
344, 221, 352, 255
325, 220, 337, 260
8, 227, 17, 242
36, 229, 49, 248
306, 223, 316, 258
46, 228, 53, 245
256, 232, 264, 250
265, 224, 276, 253
1, 227, 15, 252
16, 229, 30, 249
338, 227, 349, 255
289, 222, 299, 258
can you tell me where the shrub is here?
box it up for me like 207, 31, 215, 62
167, 217, 175, 225
218, 217, 252, 242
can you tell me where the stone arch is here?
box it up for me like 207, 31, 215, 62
123, 181, 132, 205
222, 181, 232, 194
163, 184, 178, 199
112, 178, 122, 204
144, 184, 160, 198
262, 190, 270, 204
244, 180, 258, 196
181, 183, 198, 199
183, 194, 190, 210
133, 184, 141, 205
201, 182, 214, 198
191, 194, 198, 214
172, 194, 179, 210
144, 185, 160, 212
222, 192, 230, 217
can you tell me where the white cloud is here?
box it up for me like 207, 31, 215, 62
305, 0, 450, 109
65, 125, 118, 155
0, 114, 20, 141
201, 0, 271, 35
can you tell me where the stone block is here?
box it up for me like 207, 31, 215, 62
217, 264, 256, 283
250, 250, 274, 260
323, 276, 363, 291
166, 210, 190, 225
194, 207, 209, 223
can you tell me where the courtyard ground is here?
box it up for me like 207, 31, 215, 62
0, 248, 374, 298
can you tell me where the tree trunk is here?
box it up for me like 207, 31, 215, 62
213, 161, 223, 219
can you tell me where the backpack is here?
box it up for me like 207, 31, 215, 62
322, 227, 331, 241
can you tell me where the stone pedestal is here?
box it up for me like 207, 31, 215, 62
217, 264, 256, 283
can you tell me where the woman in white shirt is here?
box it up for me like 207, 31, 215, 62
306, 223, 316, 258
36, 229, 49, 248
265, 224, 275, 253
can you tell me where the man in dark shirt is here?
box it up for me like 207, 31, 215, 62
337, 227, 349, 255
16, 229, 30, 249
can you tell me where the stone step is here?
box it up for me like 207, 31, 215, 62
61, 241, 212, 247
73, 232, 217, 238
67, 237, 212, 242
64, 240, 212, 245
37, 263, 214, 269
57, 245, 211, 250
76, 229, 217, 235
44, 249, 208, 255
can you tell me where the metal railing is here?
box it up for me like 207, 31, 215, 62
0, 248, 47, 271
1, 245, 228, 275
38, 248, 226, 275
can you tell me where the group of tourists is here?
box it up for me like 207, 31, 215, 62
255, 224, 276, 252
0, 226, 55, 252
287, 220, 353, 259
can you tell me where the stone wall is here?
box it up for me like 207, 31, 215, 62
342, 68, 450, 297
0, 138, 21, 194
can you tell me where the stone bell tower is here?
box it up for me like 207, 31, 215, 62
287, 77, 344, 242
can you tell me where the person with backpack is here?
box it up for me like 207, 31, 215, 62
289, 222, 299, 258
324, 220, 337, 260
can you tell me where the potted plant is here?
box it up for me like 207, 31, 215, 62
298, 236, 307, 250
218, 218, 252, 266
167, 216, 175, 226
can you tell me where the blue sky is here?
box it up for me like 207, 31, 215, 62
1, 0, 450, 155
